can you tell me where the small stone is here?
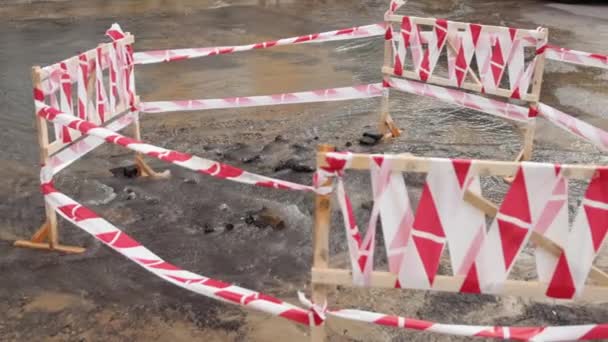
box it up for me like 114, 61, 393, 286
345, 141, 352, 147
126, 192, 137, 200
247, 207, 286, 230
274, 135, 286, 142
361, 201, 373, 210
274, 159, 314, 173
359, 136, 377, 146
145, 197, 160, 205
219, 203, 229, 211
362, 132, 384, 141
203, 225, 215, 234
109, 165, 139, 178
242, 154, 261, 163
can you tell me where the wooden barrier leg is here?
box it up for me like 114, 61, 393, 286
311, 144, 335, 342
522, 119, 536, 161
378, 22, 400, 139
132, 96, 170, 179
14, 66, 85, 254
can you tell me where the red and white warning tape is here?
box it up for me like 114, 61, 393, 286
545, 45, 608, 70
48, 111, 138, 175
328, 308, 608, 341
40, 155, 608, 341
41, 160, 608, 341
140, 83, 383, 113
133, 23, 386, 65
40, 168, 322, 327
386, 77, 533, 123
36, 102, 316, 193
537, 103, 608, 152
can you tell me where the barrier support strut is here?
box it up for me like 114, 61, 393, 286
379, 21, 401, 139
311, 144, 335, 341
520, 28, 548, 163
132, 97, 170, 179
14, 67, 85, 254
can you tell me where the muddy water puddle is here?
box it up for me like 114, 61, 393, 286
1, 0, 608, 341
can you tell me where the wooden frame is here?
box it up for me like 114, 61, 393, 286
310, 149, 608, 337
15, 36, 166, 254
378, 29, 401, 137
310, 145, 335, 342
379, 14, 549, 164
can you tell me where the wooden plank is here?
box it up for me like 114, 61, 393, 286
521, 28, 548, 161
382, 66, 539, 102
14, 241, 86, 254
32, 66, 60, 248
317, 152, 598, 179
378, 24, 395, 136
311, 268, 608, 302
464, 190, 608, 287
31, 221, 50, 243
384, 15, 545, 39
47, 140, 65, 156
33, 67, 49, 163
132, 96, 170, 179
311, 144, 335, 342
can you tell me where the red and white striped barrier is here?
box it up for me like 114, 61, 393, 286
322, 152, 608, 299
545, 45, 608, 70
387, 16, 546, 100
36, 103, 316, 193
537, 103, 608, 153
386, 77, 532, 123
133, 23, 386, 65
141, 84, 383, 114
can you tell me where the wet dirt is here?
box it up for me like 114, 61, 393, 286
1, 0, 608, 341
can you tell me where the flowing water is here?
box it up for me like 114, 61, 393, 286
1, 1, 608, 341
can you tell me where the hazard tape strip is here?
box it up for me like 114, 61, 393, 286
133, 23, 387, 65
140, 84, 383, 113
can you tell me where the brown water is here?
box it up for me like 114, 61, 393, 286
1, 1, 608, 341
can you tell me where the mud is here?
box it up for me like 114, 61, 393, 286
1, 0, 608, 341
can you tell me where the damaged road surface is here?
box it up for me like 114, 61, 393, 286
1, 0, 608, 341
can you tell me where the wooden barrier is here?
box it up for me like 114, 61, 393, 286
380, 15, 548, 164
311, 149, 608, 340
15, 34, 165, 254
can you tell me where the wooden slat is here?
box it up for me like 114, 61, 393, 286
463, 190, 608, 287
382, 67, 539, 102
378, 28, 393, 135
32, 66, 59, 248
384, 14, 545, 39
317, 152, 598, 179
311, 144, 335, 342
14, 240, 85, 254
521, 27, 549, 161
311, 268, 608, 302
